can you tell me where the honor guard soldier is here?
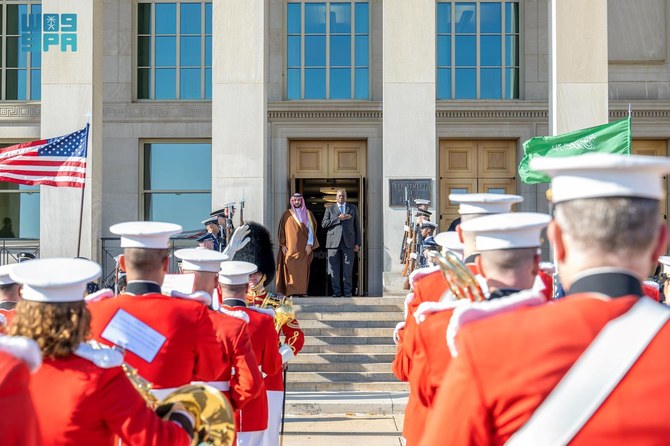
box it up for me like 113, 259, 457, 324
88, 222, 225, 398
219, 261, 283, 446
173, 248, 263, 413
421, 154, 670, 446
0, 264, 20, 332
417, 222, 438, 268
202, 216, 223, 251
10, 258, 194, 445
234, 222, 305, 446
211, 203, 237, 251
0, 334, 42, 446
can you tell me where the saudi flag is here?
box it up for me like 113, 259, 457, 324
518, 117, 631, 184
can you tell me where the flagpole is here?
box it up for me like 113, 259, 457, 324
76, 116, 91, 258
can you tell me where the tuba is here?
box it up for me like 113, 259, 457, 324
121, 361, 235, 446
427, 250, 485, 302
248, 280, 296, 333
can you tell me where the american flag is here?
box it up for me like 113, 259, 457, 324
0, 125, 89, 188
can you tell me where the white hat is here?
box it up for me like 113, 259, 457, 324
449, 193, 523, 215
434, 231, 464, 252
659, 256, 670, 274
460, 212, 551, 251
414, 198, 430, 205
218, 261, 257, 285
531, 153, 670, 203
110, 221, 182, 249
175, 248, 227, 273
10, 258, 101, 303
0, 264, 17, 285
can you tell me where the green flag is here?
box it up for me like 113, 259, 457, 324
518, 117, 631, 184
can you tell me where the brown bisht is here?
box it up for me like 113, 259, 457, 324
275, 209, 320, 296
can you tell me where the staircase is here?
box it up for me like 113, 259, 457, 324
286, 297, 407, 392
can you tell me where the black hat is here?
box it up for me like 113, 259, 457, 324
17, 252, 36, 263
202, 216, 218, 226
415, 209, 432, 217
210, 202, 236, 217
232, 222, 275, 287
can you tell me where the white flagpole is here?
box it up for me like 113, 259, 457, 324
76, 113, 92, 258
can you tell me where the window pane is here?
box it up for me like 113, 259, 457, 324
505, 67, 519, 99
330, 35, 350, 66
205, 68, 212, 99
330, 68, 350, 99
205, 3, 212, 34
437, 2, 451, 34
137, 36, 151, 67
145, 193, 211, 231
287, 36, 301, 67
354, 67, 368, 99
304, 68, 325, 99
138, 3, 152, 34
6, 37, 26, 68
155, 3, 176, 34
305, 3, 326, 33
30, 70, 40, 100
505, 35, 519, 66
437, 68, 452, 99
156, 36, 176, 67
305, 35, 326, 66
6, 70, 26, 100
205, 36, 212, 66
287, 68, 301, 99
481, 68, 501, 99
145, 143, 212, 190
155, 69, 176, 99
455, 35, 475, 66
137, 68, 151, 99
180, 3, 201, 34
480, 35, 501, 66
455, 3, 476, 33
480, 2, 501, 33
288, 3, 301, 34
355, 35, 368, 67
18, 192, 39, 238
6, 4, 20, 35
330, 3, 351, 33
180, 36, 201, 66
437, 35, 451, 67
355, 3, 369, 34
455, 68, 475, 99
506, 2, 519, 33
180, 68, 201, 99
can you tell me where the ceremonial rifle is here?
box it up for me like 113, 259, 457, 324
239, 191, 245, 226
400, 186, 411, 264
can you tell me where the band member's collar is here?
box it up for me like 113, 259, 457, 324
488, 288, 521, 301
222, 297, 247, 308
567, 268, 643, 298
0, 301, 16, 310
125, 281, 162, 295
464, 253, 480, 264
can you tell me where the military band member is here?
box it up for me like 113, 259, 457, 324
88, 222, 225, 398
421, 154, 670, 445
10, 258, 194, 445
0, 264, 20, 331
219, 261, 283, 446
0, 334, 41, 446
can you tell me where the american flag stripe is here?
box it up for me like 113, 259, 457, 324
0, 125, 89, 189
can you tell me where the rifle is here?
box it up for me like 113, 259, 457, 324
239, 191, 245, 226
400, 187, 411, 264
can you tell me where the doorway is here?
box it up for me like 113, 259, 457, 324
289, 141, 367, 296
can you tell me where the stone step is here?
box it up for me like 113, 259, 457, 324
285, 391, 408, 415
301, 344, 397, 354
286, 381, 409, 392
295, 303, 403, 313
304, 336, 394, 346
293, 297, 405, 306
299, 312, 402, 321
293, 353, 396, 364
288, 371, 398, 383
297, 319, 399, 329
290, 362, 391, 373
300, 327, 395, 337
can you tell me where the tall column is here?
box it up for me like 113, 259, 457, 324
382, 1, 436, 277
212, 0, 268, 222
549, 0, 608, 135
40, 0, 103, 259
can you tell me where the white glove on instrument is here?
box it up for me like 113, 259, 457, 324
222, 225, 251, 261
410, 253, 418, 260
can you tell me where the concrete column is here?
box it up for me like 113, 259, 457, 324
40, 0, 103, 259
212, 0, 268, 222
382, 1, 436, 279
549, 0, 608, 134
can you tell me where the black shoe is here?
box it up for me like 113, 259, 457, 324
332, 294, 341, 298
344, 294, 352, 297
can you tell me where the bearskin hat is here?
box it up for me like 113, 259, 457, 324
233, 221, 275, 286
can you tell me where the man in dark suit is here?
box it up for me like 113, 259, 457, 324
322, 189, 361, 297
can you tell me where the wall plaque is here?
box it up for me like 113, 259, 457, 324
389, 179, 432, 208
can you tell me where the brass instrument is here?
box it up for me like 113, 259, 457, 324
273, 296, 296, 333
121, 363, 235, 446
427, 250, 485, 302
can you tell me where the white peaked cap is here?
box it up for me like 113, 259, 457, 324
531, 153, 670, 203
460, 212, 552, 251
175, 248, 227, 273
0, 264, 17, 285
449, 193, 523, 215
10, 258, 101, 303
414, 198, 430, 205
434, 231, 464, 253
110, 221, 182, 249
659, 256, 670, 274
218, 261, 257, 285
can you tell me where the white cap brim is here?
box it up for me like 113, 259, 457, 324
0, 264, 17, 285
449, 193, 523, 215
460, 212, 551, 251
175, 248, 227, 273
10, 258, 101, 303
218, 261, 257, 285
110, 221, 182, 249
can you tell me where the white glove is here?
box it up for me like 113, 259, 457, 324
85, 288, 115, 303
406, 238, 413, 245
404, 225, 410, 232
222, 225, 251, 260
410, 253, 418, 260
279, 344, 295, 364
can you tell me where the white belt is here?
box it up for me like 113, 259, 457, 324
192, 380, 231, 392
151, 387, 180, 400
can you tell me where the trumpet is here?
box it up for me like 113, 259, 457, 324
427, 250, 485, 302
